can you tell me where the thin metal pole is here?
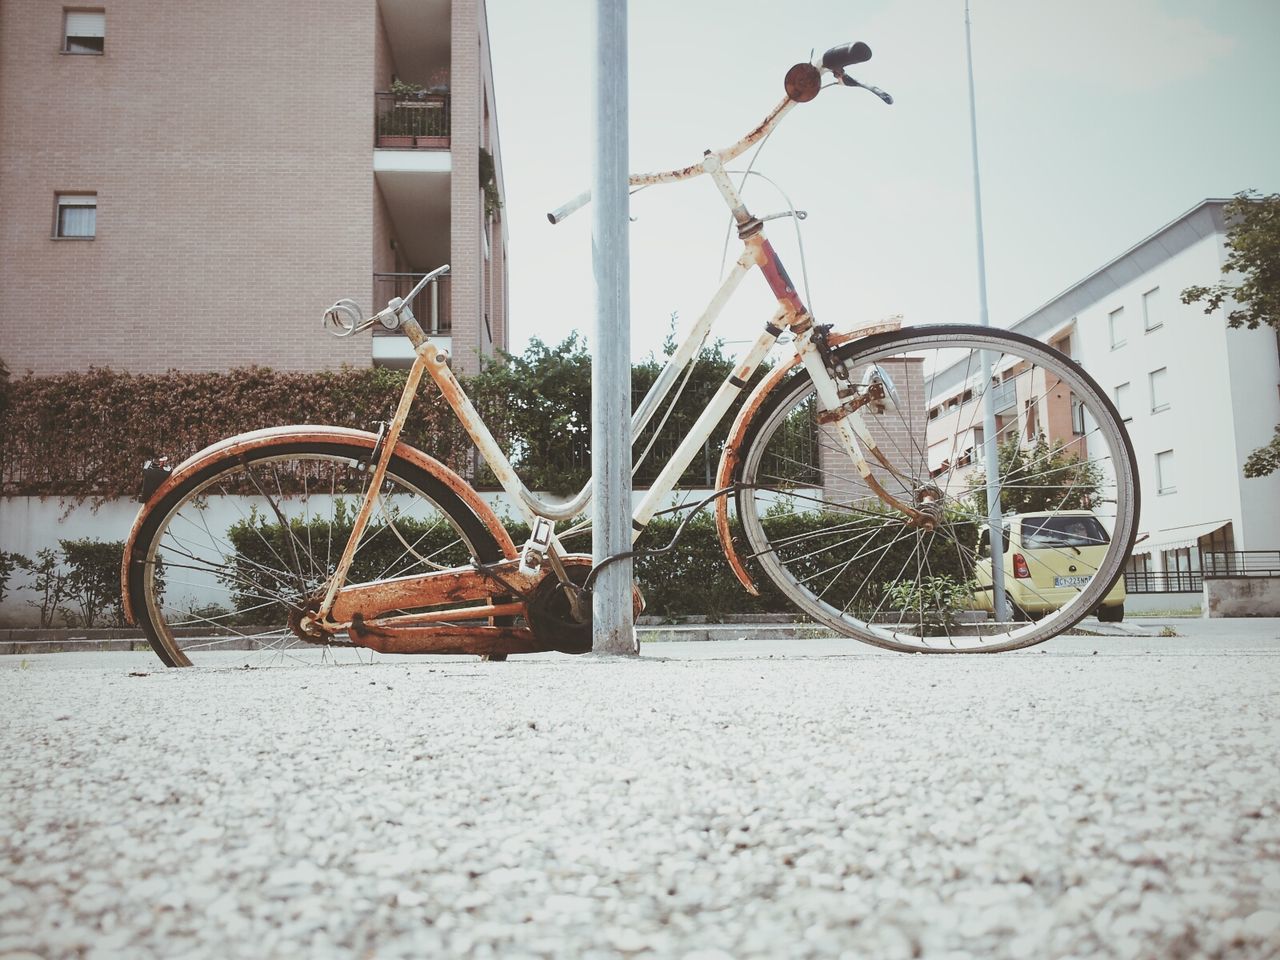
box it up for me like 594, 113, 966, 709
965, 0, 1009, 623
591, 0, 636, 654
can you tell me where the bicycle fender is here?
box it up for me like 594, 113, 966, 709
120, 425, 517, 625
714, 320, 903, 596
714, 358, 803, 596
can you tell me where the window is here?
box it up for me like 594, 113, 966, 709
1142, 286, 1161, 332
1149, 366, 1169, 413
54, 193, 96, 238
1161, 547, 1195, 574
1113, 382, 1132, 422
1052, 332, 1072, 359
1024, 398, 1039, 440
979, 524, 1011, 558
63, 9, 105, 54
1108, 307, 1126, 349
1156, 449, 1175, 495
1022, 514, 1109, 549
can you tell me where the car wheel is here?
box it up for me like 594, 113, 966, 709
1097, 604, 1124, 623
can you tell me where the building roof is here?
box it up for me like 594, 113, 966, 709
928, 198, 1232, 398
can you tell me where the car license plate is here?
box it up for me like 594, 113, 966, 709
1054, 575, 1090, 588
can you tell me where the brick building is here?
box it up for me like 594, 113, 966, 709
0, 0, 507, 376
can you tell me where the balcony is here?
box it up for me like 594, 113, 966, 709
372, 272, 450, 368
990, 378, 1018, 413
374, 92, 450, 150
373, 272, 450, 334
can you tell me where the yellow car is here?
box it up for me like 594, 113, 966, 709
972, 510, 1126, 622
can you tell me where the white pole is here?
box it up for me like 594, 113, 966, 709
964, 0, 1010, 623
591, 0, 636, 654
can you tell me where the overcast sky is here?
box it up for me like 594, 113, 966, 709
487, 0, 1280, 361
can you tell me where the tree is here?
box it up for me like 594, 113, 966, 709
1181, 190, 1280, 476
58, 538, 128, 628
970, 436, 1103, 516
17, 549, 68, 629
466, 334, 595, 495
466, 329, 749, 495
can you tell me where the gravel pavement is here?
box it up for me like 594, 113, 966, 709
2, 627, 1279, 959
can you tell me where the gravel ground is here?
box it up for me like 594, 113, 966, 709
2, 634, 1279, 959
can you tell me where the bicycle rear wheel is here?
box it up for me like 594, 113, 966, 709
126, 434, 508, 667
736, 325, 1139, 652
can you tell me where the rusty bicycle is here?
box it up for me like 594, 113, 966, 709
122, 42, 1138, 666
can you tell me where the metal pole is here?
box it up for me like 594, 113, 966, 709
591, 0, 636, 654
964, 0, 1009, 623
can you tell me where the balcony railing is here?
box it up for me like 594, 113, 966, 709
1124, 570, 1203, 594
990, 378, 1018, 413
1202, 550, 1280, 578
372, 273, 450, 336
374, 92, 450, 149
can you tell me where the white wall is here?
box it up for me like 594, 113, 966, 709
1223, 323, 1280, 551
1069, 232, 1280, 567
0, 486, 734, 627
1, 497, 141, 627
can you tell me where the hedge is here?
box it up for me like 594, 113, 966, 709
0, 365, 480, 500
0, 336, 759, 500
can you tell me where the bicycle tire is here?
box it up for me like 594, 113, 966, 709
735, 324, 1139, 653
126, 434, 508, 667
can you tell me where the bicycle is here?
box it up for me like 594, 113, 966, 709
121, 41, 1139, 666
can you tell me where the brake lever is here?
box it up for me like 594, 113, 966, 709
842, 74, 894, 105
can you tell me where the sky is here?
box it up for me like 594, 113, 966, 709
486, 0, 1280, 361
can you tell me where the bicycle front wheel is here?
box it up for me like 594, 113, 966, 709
126, 433, 509, 667
736, 325, 1139, 652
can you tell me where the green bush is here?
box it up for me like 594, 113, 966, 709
0, 365, 482, 500
15, 549, 66, 628
212, 507, 975, 622
58, 538, 127, 628
748, 506, 978, 619
222, 503, 486, 621
0, 549, 19, 605
5, 539, 164, 628
880, 574, 976, 628
0, 335, 768, 501
970, 436, 1102, 515
217, 508, 766, 621
631, 512, 784, 619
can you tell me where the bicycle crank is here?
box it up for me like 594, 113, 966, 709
526, 557, 645, 654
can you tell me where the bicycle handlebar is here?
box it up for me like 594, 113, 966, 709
547, 42, 878, 225
821, 41, 872, 70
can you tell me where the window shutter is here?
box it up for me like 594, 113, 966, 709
65, 11, 105, 37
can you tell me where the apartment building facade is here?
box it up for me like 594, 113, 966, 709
0, 0, 507, 377
926, 199, 1280, 580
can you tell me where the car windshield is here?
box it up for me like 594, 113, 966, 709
1022, 515, 1110, 549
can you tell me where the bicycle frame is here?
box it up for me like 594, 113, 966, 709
120, 44, 1141, 663
313, 61, 911, 632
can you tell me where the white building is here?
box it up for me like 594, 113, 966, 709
927, 199, 1280, 582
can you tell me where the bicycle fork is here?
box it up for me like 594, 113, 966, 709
791, 325, 941, 531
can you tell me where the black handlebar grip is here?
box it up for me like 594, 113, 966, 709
822, 42, 872, 70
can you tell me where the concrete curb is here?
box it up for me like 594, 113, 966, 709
0, 616, 1162, 655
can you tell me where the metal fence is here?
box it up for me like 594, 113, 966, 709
372, 273, 450, 336
374, 92, 450, 148
1202, 550, 1280, 578
1124, 570, 1203, 594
